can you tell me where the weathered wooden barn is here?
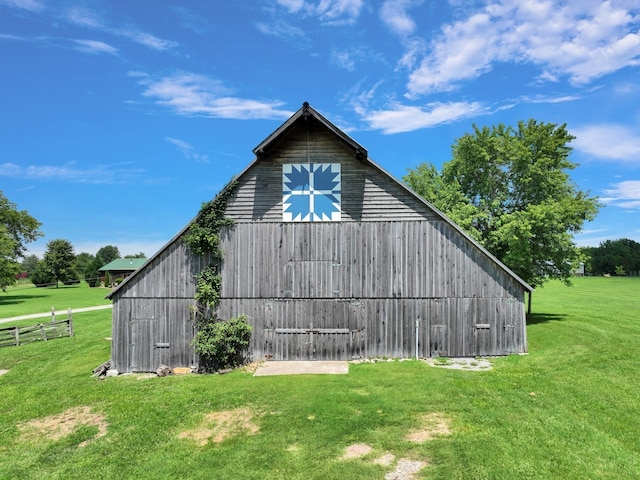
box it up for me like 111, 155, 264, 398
108, 103, 532, 373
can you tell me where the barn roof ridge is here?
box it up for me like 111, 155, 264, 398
253, 102, 368, 161
107, 102, 532, 300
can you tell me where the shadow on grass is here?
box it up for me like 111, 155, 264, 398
526, 313, 568, 325
0, 294, 47, 306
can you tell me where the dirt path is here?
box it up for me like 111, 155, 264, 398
0, 304, 112, 325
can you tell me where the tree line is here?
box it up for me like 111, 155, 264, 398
20, 243, 145, 288
581, 239, 640, 276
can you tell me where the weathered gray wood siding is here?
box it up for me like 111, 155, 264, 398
216, 221, 527, 360
226, 124, 434, 222
215, 119, 528, 361
110, 116, 528, 371
217, 297, 525, 360
111, 239, 207, 372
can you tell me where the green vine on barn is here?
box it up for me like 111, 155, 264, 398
184, 179, 252, 372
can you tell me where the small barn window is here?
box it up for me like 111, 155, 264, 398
283, 163, 341, 222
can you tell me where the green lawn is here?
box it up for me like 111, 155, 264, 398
0, 277, 638, 479
1, 282, 111, 318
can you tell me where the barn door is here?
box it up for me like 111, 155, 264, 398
128, 319, 169, 372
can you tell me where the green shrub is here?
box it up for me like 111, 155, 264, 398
193, 314, 252, 373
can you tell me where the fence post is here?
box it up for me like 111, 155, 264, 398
51, 306, 56, 322
68, 308, 74, 337
14, 326, 19, 346
40, 324, 47, 341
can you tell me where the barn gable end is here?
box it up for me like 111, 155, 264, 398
109, 103, 531, 372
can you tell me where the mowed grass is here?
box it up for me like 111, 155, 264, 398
0, 277, 638, 479
1, 282, 112, 318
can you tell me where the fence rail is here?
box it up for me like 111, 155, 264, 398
0, 308, 74, 348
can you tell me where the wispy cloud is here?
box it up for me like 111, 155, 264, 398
406, 1, 640, 95
61, 5, 176, 51
134, 71, 294, 120
0, 0, 44, 12
331, 45, 381, 71
380, 0, 419, 37
363, 101, 487, 134
165, 137, 209, 163
572, 124, 640, 162
72, 39, 118, 55
255, 18, 306, 39
601, 180, 640, 209
169, 6, 213, 35
0, 162, 144, 184
273, 0, 364, 25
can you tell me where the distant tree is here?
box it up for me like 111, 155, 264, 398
591, 238, 640, 275
0, 191, 43, 290
96, 245, 120, 265
30, 259, 53, 287
20, 254, 40, 278
124, 252, 146, 259
75, 252, 95, 280
405, 119, 600, 290
43, 239, 76, 288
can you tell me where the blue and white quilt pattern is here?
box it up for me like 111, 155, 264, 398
282, 163, 341, 222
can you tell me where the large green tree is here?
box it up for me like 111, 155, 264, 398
43, 239, 76, 288
404, 119, 600, 289
0, 191, 42, 290
96, 245, 120, 265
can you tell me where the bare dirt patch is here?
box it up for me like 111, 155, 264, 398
177, 408, 259, 446
385, 459, 428, 480
0, 369, 9, 376
373, 453, 396, 466
341, 443, 373, 459
17, 406, 108, 447
405, 412, 451, 443
424, 357, 492, 371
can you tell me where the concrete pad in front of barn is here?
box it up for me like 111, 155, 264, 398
253, 361, 348, 376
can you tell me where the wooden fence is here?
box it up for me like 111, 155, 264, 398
0, 308, 74, 348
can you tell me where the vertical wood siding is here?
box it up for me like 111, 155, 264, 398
110, 116, 528, 371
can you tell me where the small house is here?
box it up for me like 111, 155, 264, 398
99, 258, 146, 286
108, 103, 532, 373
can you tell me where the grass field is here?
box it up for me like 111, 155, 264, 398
1, 282, 112, 319
0, 277, 638, 479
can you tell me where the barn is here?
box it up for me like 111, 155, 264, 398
107, 102, 532, 373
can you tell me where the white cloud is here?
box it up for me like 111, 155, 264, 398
572, 124, 640, 162
602, 180, 640, 209
315, 0, 363, 24
135, 72, 294, 120
0, 0, 44, 11
165, 137, 209, 163
380, 0, 419, 37
62, 6, 176, 51
114, 28, 177, 51
72, 39, 118, 55
255, 19, 306, 38
407, 0, 640, 95
276, 0, 306, 12
364, 101, 487, 134
0, 162, 144, 184
273, 0, 363, 25
330, 46, 379, 71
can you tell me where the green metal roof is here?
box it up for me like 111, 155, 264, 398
98, 258, 147, 271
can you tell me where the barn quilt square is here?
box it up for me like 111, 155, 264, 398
283, 163, 341, 222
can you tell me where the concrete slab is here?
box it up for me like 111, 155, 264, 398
253, 361, 349, 376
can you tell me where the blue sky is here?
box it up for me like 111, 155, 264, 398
1, 0, 639, 259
